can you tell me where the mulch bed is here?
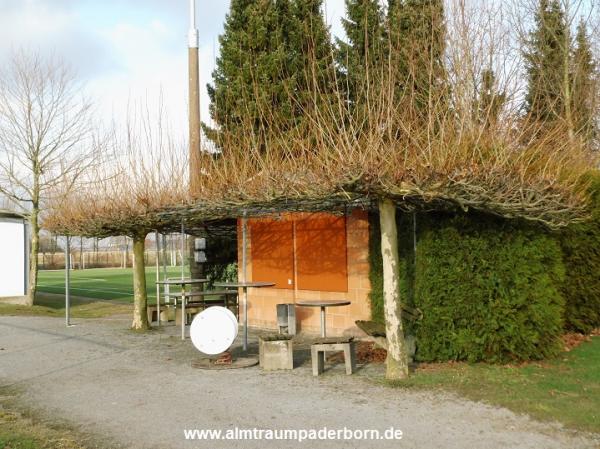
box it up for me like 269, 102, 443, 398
325, 330, 599, 367
561, 332, 593, 352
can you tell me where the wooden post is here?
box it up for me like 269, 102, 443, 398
131, 234, 150, 330
378, 198, 409, 380
188, 0, 201, 193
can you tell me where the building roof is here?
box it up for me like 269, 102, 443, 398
0, 209, 27, 220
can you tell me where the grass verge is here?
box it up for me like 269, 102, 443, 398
0, 295, 131, 319
0, 386, 100, 449
388, 336, 600, 433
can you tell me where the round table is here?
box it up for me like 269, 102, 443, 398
295, 299, 351, 337
213, 281, 275, 351
156, 278, 208, 340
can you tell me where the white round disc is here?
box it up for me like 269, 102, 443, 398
190, 306, 238, 355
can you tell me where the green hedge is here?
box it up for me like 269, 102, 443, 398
413, 213, 565, 363
368, 210, 566, 363
560, 171, 600, 333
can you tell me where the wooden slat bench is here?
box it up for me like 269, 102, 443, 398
355, 320, 417, 362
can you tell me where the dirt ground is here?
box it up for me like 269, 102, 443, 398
0, 315, 598, 449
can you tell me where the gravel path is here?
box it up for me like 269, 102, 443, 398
0, 315, 597, 449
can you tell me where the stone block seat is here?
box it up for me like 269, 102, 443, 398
310, 336, 356, 376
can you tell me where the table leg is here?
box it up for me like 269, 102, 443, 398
243, 287, 248, 351
156, 289, 160, 327
320, 306, 326, 338
181, 285, 186, 340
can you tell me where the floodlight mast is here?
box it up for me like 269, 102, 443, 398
188, 0, 201, 193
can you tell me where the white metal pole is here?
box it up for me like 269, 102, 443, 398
155, 230, 161, 326
181, 221, 185, 279
242, 212, 248, 351
65, 236, 71, 327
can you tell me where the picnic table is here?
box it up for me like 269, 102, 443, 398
295, 299, 351, 337
155, 278, 208, 340
213, 281, 275, 351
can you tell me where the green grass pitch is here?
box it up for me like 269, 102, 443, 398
38, 266, 188, 303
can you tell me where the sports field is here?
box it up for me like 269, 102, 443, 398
38, 267, 188, 303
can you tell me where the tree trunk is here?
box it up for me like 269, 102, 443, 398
26, 207, 39, 306
378, 198, 409, 380
131, 234, 150, 330
563, 28, 574, 142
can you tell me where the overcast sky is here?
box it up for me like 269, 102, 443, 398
0, 0, 346, 139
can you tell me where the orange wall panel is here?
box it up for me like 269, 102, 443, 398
295, 213, 348, 292
249, 218, 294, 289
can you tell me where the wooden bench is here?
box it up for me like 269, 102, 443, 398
311, 336, 356, 376
355, 320, 417, 362
170, 290, 239, 325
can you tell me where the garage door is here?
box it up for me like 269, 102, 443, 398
0, 219, 26, 297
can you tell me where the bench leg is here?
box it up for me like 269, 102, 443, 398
311, 346, 325, 376
344, 342, 356, 375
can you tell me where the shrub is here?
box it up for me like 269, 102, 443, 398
413, 213, 565, 363
560, 171, 600, 333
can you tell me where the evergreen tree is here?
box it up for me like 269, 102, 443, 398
387, 0, 447, 114
475, 69, 506, 130
571, 20, 598, 144
289, 0, 337, 123
523, 0, 569, 124
335, 0, 386, 105
204, 0, 334, 148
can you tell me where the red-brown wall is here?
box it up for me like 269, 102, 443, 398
237, 209, 371, 335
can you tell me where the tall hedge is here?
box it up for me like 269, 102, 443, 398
560, 172, 600, 333
413, 213, 565, 363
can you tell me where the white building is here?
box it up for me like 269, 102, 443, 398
0, 210, 28, 298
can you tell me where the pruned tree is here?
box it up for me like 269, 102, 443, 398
0, 51, 98, 305
44, 98, 188, 330
43, 0, 598, 378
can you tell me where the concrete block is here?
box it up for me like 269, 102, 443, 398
147, 307, 171, 323
175, 307, 201, 326
259, 336, 294, 370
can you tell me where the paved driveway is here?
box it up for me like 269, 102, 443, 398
0, 316, 597, 449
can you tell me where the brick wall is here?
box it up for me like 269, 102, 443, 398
237, 209, 371, 336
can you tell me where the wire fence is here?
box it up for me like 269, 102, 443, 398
38, 249, 185, 270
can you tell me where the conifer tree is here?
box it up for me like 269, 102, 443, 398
335, 0, 386, 105
523, 0, 569, 124
475, 69, 506, 130
571, 20, 598, 144
204, 0, 334, 148
289, 0, 337, 126
387, 0, 447, 113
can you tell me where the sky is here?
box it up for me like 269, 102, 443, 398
0, 0, 347, 140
